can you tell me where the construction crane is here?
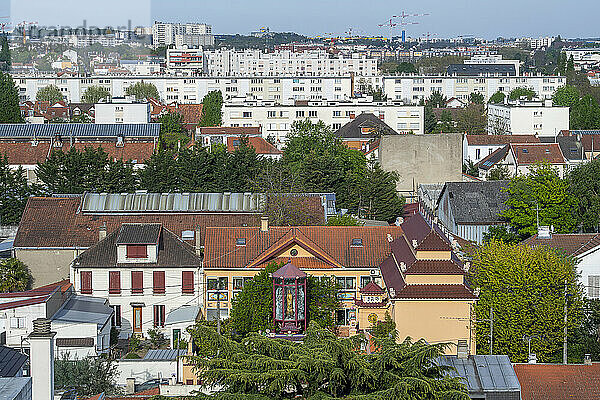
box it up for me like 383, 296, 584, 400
378, 18, 397, 40
0, 17, 10, 35
17, 21, 38, 45
392, 12, 430, 43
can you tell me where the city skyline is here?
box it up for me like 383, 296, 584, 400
3, 0, 600, 40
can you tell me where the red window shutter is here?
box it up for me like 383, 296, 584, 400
182, 271, 194, 294
153, 305, 159, 327
81, 271, 92, 294
131, 271, 143, 294
161, 306, 165, 327
127, 245, 148, 259
153, 271, 165, 294
109, 271, 121, 294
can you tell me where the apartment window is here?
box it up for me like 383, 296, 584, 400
81, 271, 92, 294
337, 277, 356, 290
308, 110, 317, 117
131, 271, 143, 294
207, 277, 228, 291
589, 276, 600, 298
233, 277, 252, 299
242, 112, 252, 118
153, 305, 166, 328
111, 305, 122, 327
332, 123, 342, 130
109, 271, 121, 294
333, 110, 341, 117
476, 149, 481, 159
360, 276, 382, 288
335, 309, 355, 326
153, 271, 166, 294
267, 111, 276, 118
127, 245, 147, 259
10, 317, 26, 329
182, 271, 195, 294
296, 111, 305, 118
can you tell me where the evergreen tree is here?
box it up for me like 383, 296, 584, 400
199, 90, 224, 127
356, 161, 404, 223
0, 72, 24, 123
488, 91, 506, 104
426, 90, 447, 108
0, 36, 11, 71
157, 112, 189, 151
424, 105, 437, 133
0, 258, 32, 293
0, 155, 40, 225
225, 137, 263, 192
36, 85, 64, 103
138, 149, 179, 192
469, 92, 485, 105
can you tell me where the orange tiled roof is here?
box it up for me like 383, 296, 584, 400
523, 233, 600, 257
514, 363, 600, 400
511, 143, 565, 165
227, 136, 282, 155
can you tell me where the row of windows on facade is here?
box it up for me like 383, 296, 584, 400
79, 270, 195, 295
205, 275, 380, 293
109, 304, 167, 329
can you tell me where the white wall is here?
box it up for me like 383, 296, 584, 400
488, 103, 569, 137
95, 103, 151, 124
115, 360, 180, 385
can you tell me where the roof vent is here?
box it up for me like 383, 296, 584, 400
32, 318, 52, 335
584, 354, 592, 365
412, 239, 418, 248
400, 262, 406, 272
528, 353, 537, 364
463, 262, 470, 272
457, 340, 469, 359
387, 233, 393, 243
538, 226, 552, 239
389, 287, 396, 297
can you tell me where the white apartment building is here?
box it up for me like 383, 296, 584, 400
464, 55, 521, 75
564, 48, 600, 71
95, 102, 151, 124
13, 76, 354, 104
383, 75, 565, 103
204, 49, 378, 76
152, 21, 214, 48
487, 100, 569, 137
167, 48, 204, 72
120, 60, 162, 75
222, 99, 424, 142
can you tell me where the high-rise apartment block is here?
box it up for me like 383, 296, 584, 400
152, 21, 214, 48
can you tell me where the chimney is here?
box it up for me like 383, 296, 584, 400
584, 354, 592, 365
260, 216, 269, 232
99, 223, 107, 241
195, 226, 202, 256
537, 226, 551, 239
457, 339, 469, 359
126, 377, 136, 394
28, 318, 56, 400
528, 353, 537, 364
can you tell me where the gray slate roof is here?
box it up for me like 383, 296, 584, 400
438, 181, 509, 224
143, 349, 187, 361
438, 355, 520, 396
0, 377, 31, 400
165, 305, 201, 325
0, 346, 27, 377
116, 224, 162, 245
52, 295, 113, 330
540, 136, 584, 161
0, 123, 160, 138
333, 113, 397, 139
74, 225, 201, 268
447, 64, 516, 76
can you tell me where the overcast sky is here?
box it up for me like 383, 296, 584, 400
4, 0, 600, 39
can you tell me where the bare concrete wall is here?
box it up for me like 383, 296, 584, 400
379, 134, 463, 194
15, 249, 83, 287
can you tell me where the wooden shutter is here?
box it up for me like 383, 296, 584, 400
131, 271, 143, 294
153, 305, 158, 327
80, 271, 92, 294
127, 245, 148, 259
109, 271, 121, 294
182, 271, 194, 294
153, 271, 165, 294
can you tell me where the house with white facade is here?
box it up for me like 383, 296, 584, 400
222, 99, 424, 142
524, 230, 600, 299
477, 143, 567, 179
95, 101, 152, 124
487, 100, 569, 137
70, 223, 202, 339
463, 134, 540, 164
0, 281, 112, 359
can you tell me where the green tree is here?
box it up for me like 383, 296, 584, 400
36, 84, 64, 103
327, 214, 360, 226
456, 104, 486, 134
488, 165, 511, 181
54, 354, 121, 396
157, 112, 190, 151
199, 90, 224, 127
188, 322, 469, 399
482, 226, 520, 244
0, 258, 32, 293
0, 72, 25, 123
469, 92, 485, 105
568, 299, 600, 362
471, 240, 583, 362
552, 85, 580, 108
356, 161, 404, 223
463, 160, 478, 177
502, 163, 577, 239
426, 91, 447, 108
81, 85, 111, 104
509, 87, 537, 101
371, 312, 397, 338
424, 106, 437, 133
568, 159, 600, 232
226, 137, 263, 192
488, 91, 506, 104
125, 81, 159, 101
567, 55, 575, 73
147, 328, 168, 349
228, 263, 340, 337
0, 36, 11, 71
138, 149, 179, 192
438, 109, 456, 133
571, 95, 600, 130
0, 155, 40, 225
367, 86, 387, 101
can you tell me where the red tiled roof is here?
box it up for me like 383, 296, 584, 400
354, 299, 388, 308
0, 280, 71, 311
106, 387, 160, 400
417, 230, 452, 251
360, 281, 385, 294
203, 226, 404, 269
523, 233, 600, 257
175, 104, 203, 125
579, 135, 600, 152
14, 196, 262, 249
393, 284, 476, 299
405, 260, 465, 275
466, 135, 540, 145
514, 363, 600, 400
0, 141, 155, 165
511, 143, 565, 165
227, 136, 282, 155
200, 126, 262, 136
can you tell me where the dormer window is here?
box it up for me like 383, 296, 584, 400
351, 238, 363, 247
182, 230, 195, 240
127, 245, 147, 259
236, 238, 246, 246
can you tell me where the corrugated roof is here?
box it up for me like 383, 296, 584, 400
81, 192, 264, 213
165, 305, 201, 325
477, 145, 510, 171
0, 124, 160, 138
0, 346, 27, 377
56, 338, 95, 347
439, 355, 520, 394
143, 349, 187, 361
